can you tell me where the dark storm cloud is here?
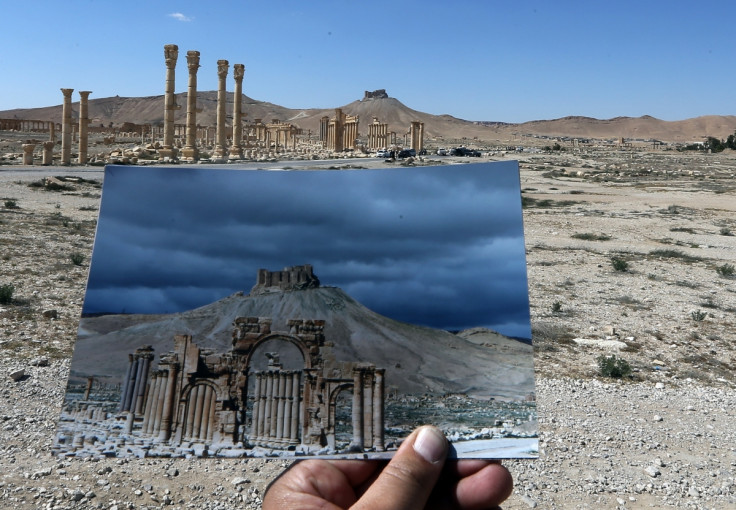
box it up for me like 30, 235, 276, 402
83, 163, 531, 339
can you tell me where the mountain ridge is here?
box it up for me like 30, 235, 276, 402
71, 287, 534, 400
2, 91, 735, 143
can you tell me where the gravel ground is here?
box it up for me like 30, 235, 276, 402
1, 150, 734, 509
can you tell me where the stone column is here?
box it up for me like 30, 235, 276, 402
373, 369, 385, 450
60, 88, 74, 165
290, 372, 300, 444
22, 143, 35, 165
182, 50, 200, 162
83, 376, 94, 400
229, 64, 244, 159
251, 374, 262, 443
351, 368, 364, 450
78, 91, 91, 164
133, 353, 153, 416
213, 59, 229, 161
161, 44, 179, 160
159, 362, 179, 441
42, 141, 54, 165
119, 354, 135, 412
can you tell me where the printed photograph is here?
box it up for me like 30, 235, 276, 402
54, 161, 538, 459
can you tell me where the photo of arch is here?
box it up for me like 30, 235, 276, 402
54, 161, 537, 459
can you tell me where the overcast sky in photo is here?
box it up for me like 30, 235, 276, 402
0, 1, 733, 122
81, 162, 531, 339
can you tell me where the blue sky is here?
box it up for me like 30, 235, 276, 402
0, 1, 733, 122
82, 162, 531, 339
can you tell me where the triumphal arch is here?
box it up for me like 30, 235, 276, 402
117, 268, 385, 455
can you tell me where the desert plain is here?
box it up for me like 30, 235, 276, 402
0, 145, 735, 509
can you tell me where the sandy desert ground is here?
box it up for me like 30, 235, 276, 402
1, 148, 734, 509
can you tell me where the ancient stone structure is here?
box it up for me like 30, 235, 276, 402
182, 51, 201, 162
160, 44, 180, 160
409, 120, 424, 154
78, 91, 91, 164
251, 264, 320, 294
320, 109, 358, 152
113, 267, 386, 456
368, 117, 389, 150
229, 64, 245, 160
60, 88, 74, 165
213, 59, 229, 161
22, 143, 35, 165
42, 141, 55, 165
363, 89, 389, 100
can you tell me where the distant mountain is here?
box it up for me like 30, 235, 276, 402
2, 91, 734, 143
71, 287, 534, 400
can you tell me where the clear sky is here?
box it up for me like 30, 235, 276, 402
0, 1, 733, 123
82, 162, 532, 339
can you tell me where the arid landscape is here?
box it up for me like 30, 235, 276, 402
1, 97, 735, 508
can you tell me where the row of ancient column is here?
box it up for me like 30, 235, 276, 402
162, 44, 246, 162
250, 370, 301, 447
140, 364, 180, 441
60, 88, 92, 165
351, 367, 385, 451
118, 348, 154, 415
368, 119, 389, 149
410, 121, 425, 153
182, 383, 218, 442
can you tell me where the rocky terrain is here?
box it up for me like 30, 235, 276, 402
1, 148, 735, 509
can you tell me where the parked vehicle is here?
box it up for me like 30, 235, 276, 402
397, 148, 416, 158
450, 146, 481, 157
374, 149, 391, 158
436, 147, 448, 156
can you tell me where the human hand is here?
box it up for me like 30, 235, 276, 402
262, 425, 513, 510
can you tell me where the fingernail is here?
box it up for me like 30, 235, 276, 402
413, 426, 447, 464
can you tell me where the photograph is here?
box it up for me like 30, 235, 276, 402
54, 161, 538, 460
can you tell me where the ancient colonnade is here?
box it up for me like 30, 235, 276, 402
250, 370, 301, 447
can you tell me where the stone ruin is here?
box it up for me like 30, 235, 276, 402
250, 264, 320, 294
54, 267, 386, 458
363, 89, 389, 100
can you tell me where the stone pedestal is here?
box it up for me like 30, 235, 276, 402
42, 141, 55, 165
22, 143, 35, 165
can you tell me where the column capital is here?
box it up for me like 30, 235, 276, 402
60, 88, 74, 98
79, 91, 92, 99
233, 64, 245, 81
217, 59, 229, 78
164, 44, 179, 68
186, 50, 200, 71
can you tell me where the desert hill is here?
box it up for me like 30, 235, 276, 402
71, 286, 534, 400
2, 91, 735, 143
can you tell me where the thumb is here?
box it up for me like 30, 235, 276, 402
353, 426, 448, 510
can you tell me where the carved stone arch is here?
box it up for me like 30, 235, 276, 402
326, 382, 354, 451
243, 333, 312, 371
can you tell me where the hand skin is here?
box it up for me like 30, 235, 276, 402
262, 425, 514, 510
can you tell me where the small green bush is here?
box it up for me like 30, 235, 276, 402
551, 301, 563, 313
716, 263, 734, 277
611, 257, 629, 272
70, 252, 85, 266
0, 283, 14, 304
691, 310, 707, 321
720, 227, 733, 236
3, 199, 18, 209
597, 355, 632, 378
